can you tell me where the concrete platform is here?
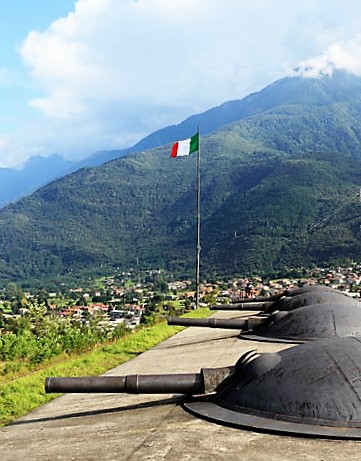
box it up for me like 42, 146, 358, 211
1, 311, 361, 460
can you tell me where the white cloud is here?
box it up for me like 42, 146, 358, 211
1, 0, 361, 166
293, 34, 361, 78
18, 1, 298, 136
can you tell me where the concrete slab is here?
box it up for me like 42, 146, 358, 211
1, 311, 361, 460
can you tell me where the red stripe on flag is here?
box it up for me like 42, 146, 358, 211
171, 142, 179, 157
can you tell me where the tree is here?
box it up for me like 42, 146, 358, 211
153, 276, 168, 294
36, 289, 49, 307
204, 290, 218, 305
11, 293, 28, 315
28, 301, 49, 337
5, 282, 19, 301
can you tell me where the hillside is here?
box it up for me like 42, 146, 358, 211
3, 70, 361, 206
1, 71, 361, 287
79, 70, 361, 166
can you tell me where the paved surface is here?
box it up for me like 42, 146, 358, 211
1, 311, 361, 460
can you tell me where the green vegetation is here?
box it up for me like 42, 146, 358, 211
0, 309, 127, 365
0, 307, 211, 427
1, 72, 361, 287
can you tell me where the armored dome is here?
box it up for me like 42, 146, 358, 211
210, 285, 360, 313
283, 284, 345, 297
185, 336, 361, 438
249, 302, 361, 342
273, 289, 360, 311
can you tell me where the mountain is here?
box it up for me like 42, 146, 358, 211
0, 154, 76, 207
1, 71, 361, 288
79, 70, 361, 166
4, 70, 361, 206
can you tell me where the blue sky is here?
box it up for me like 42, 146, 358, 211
1, 0, 361, 167
0, 3, 75, 122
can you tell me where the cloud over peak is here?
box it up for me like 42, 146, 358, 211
2, 0, 361, 166
293, 34, 361, 78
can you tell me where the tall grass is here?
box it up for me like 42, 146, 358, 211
0, 308, 211, 427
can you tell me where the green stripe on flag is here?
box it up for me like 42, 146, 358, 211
189, 133, 199, 154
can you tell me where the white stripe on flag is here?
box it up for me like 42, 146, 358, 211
177, 138, 191, 156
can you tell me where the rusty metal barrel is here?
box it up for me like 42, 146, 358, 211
45, 365, 234, 395
167, 316, 248, 330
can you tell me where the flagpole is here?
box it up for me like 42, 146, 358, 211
195, 126, 201, 309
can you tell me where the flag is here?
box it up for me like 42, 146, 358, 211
170, 132, 199, 157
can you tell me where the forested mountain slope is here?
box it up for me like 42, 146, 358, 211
1, 71, 361, 287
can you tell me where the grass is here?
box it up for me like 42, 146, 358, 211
0, 308, 211, 427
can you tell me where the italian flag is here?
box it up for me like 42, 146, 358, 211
170, 132, 199, 157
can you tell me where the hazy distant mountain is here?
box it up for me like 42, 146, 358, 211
1, 71, 361, 288
0, 154, 75, 207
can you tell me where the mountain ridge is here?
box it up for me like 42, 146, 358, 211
1, 71, 361, 288
3, 70, 360, 206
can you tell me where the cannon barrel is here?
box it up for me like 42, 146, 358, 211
46, 374, 203, 394
45, 365, 235, 395
167, 316, 248, 330
45, 339, 361, 439
170, 302, 361, 342
211, 289, 359, 313
234, 285, 342, 304
212, 285, 354, 311
210, 302, 272, 311
230, 295, 281, 303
